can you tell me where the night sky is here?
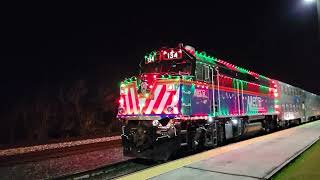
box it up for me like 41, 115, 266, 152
1, 0, 319, 106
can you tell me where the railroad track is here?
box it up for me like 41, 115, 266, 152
56, 138, 263, 179
58, 144, 219, 180
57, 158, 158, 180
0, 139, 122, 167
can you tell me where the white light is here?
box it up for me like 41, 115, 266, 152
231, 119, 238, 125
152, 120, 159, 127
119, 98, 124, 105
208, 116, 214, 123
304, 0, 315, 3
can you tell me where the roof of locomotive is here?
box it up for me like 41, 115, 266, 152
189, 48, 271, 82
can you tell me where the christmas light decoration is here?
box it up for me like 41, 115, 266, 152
119, 45, 278, 118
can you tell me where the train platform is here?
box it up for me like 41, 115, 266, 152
119, 120, 320, 180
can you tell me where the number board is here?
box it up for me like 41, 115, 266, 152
161, 49, 182, 60
145, 51, 157, 64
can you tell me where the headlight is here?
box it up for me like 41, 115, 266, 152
152, 120, 160, 127
208, 116, 214, 123
231, 119, 238, 125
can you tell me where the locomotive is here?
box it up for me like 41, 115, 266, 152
117, 44, 320, 160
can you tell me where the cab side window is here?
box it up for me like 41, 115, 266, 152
195, 63, 204, 81
204, 66, 210, 82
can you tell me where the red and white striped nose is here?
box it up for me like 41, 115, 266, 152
142, 83, 180, 115
120, 83, 139, 115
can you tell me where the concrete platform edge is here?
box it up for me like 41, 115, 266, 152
263, 136, 320, 179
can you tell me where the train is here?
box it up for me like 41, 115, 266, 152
117, 43, 320, 161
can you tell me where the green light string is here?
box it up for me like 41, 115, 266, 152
194, 50, 271, 82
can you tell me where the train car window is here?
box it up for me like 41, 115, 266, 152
289, 87, 292, 96
204, 65, 210, 82
195, 63, 204, 81
288, 87, 290, 95
282, 104, 285, 111
289, 104, 293, 112
284, 86, 287, 94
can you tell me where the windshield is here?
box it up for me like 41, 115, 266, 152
141, 61, 192, 75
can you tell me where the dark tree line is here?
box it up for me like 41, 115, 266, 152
0, 79, 121, 146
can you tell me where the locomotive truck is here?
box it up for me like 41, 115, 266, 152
117, 44, 320, 161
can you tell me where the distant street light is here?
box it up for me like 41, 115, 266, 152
304, 0, 315, 4
303, 0, 320, 38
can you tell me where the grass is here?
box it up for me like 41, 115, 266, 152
272, 139, 320, 180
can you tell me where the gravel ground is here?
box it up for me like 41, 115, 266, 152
0, 136, 121, 157
0, 145, 131, 180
